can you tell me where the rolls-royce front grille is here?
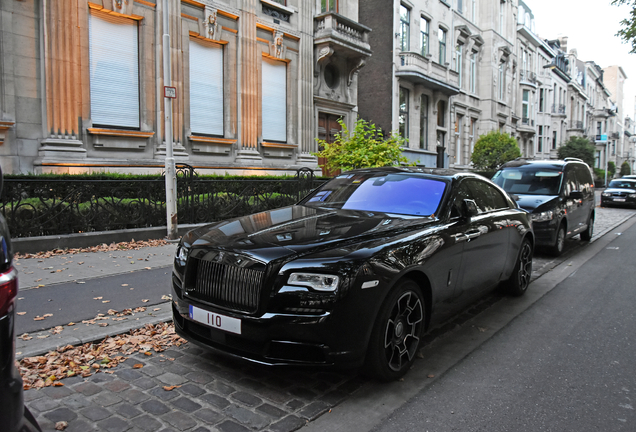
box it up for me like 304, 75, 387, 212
187, 257, 264, 313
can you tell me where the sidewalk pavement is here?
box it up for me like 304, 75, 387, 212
13, 202, 636, 360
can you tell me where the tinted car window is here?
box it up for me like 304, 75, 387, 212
492, 168, 562, 195
466, 179, 510, 213
563, 168, 577, 196
304, 173, 447, 216
574, 165, 593, 193
608, 179, 636, 189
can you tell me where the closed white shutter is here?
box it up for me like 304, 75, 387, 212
189, 40, 224, 135
261, 58, 287, 142
89, 12, 140, 128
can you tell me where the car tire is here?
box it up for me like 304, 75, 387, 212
364, 280, 425, 382
580, 215, 594, 241
549, 223, 566, 256
504, 238, 533, 296
22, 407, 42, 432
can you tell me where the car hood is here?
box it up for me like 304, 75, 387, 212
604, 188, 636, 194
184, 205, 436, 263
510, 194, 559, 212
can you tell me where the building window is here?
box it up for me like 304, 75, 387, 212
321, 0, 337, 12
552, 130, 557, 149
498, 62, 505, 101
420, 17, 429, 56
522, 90, 530, 123
471, 0, 476, 22
454, 44, 463, 87
262, 58, 287, 142
539, 88, 545, 112
420, 94, 429, 149
400, 5, 410, 51
455, 114, 463, 165
597, 121, 602, 136
88, 12, 140, 128
469, 118, 476, 155
439, 28, 447, 64
189, 40, 223, 136
499, 0, 505, 34
469, 51, 477, 93
399, 87, 409, 139
538, 125, 543, 153
457, 0, 463, 14
437, 100, 446, 127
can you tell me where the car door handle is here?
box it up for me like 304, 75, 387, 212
452, 233, 468, 243
464, 230, 481, 241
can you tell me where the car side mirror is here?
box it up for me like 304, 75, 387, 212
462, 199, 479, 219
570, 190, 583, 199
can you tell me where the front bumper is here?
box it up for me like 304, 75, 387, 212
530, 219, 559, 246
601, 196, 636, 208
171, 288, 369, 369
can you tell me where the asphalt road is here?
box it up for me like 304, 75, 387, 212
370, 216, 636, 431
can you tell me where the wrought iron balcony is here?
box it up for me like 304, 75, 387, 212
519, 69, 537, 84
569, 120, 584, 130
521, 117, 534, 126
611, 131, 620, 139
551, 104, 566, 115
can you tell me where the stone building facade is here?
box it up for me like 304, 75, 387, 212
0, 0, 371, 174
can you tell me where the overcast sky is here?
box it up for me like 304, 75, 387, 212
526, 0, 636, 120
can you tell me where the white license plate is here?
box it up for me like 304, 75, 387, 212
614, 198, 626, 202
189, 305, 241, 334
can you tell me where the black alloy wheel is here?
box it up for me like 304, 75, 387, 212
364, 280, 425, 381
580, 216, 594, 241
506, 238, 533, 296
549, 223, 566, 256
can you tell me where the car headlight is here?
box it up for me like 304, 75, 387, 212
602, 192, 611, 197
175, 244, 189, 267
531, 210, 554, 222
288, 273, 339, 292
630, 194, 636, 198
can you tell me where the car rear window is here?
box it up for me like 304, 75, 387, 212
303, 173, 447, 217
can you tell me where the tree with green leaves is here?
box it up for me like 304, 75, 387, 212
608, 161, 617, 178
620, 160, 632, 176
556, 136, 596, 167
612, 0, 636, 52
470, 131, 521, 170
313, 118, 412, 173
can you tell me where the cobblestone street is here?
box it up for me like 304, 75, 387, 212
21, 203, 636, 432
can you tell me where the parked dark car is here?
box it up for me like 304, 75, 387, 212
0, 167, 41, 431
492, 158, 595, 256
172, 168, 534, 381
601, 178, 636, 208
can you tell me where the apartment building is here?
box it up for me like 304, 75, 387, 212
0, 0, 371, 174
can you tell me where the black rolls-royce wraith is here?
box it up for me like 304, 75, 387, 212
172, 167, 534, 381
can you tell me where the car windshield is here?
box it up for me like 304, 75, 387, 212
608, 179, 636, 189
302, 173, 447, 217
492, 168, 562, 196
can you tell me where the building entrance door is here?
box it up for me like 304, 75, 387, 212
318, 113, 342, 177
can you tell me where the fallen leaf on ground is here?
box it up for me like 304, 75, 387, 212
102, 300, 110, 303
17, 312, 26, 316
55, 421, 68, 430
163, 385, 181, 391
133, 363, 144, 369
93, 297, 103, 300
153, 308, 161, 311
161, 295, 172, 301
121, 284, 129, 287
18, 334, 32, 341
18, 322, 187, 389
141, 299, 149, 303
14, 239, 169, 260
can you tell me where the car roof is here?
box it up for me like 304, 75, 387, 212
344, 166, 485, 181
499, 158, 588, 170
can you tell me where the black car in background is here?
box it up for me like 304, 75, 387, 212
0, 167, 41, 431
492, 158, 595, 256
172, 168, 534, 381
601, 178, 636, 208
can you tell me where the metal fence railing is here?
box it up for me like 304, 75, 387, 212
1, 167, 325, 238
